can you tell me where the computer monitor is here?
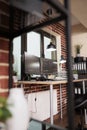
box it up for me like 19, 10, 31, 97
24, 53, 41, 75
40, 58, 57, 75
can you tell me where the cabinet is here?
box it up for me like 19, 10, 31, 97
73, 57, 87, 78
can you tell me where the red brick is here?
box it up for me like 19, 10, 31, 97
0, 79, 9, 88
0, 66, 9, 75
0, 92, 8, 97
0, 52, 9, 63
0, 39, 9, 50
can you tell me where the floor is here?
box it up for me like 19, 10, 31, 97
29, 112, 87, 130
54, 113, 87, 130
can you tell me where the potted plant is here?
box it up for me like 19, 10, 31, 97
0, 97, 12, 129
13, 70, 18, 83
73, 70, 78, 80
13, 70, 17, 76
75, 44, 83, 57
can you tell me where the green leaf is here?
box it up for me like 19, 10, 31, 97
0, 97, 12, 122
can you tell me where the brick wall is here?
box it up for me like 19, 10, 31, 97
0, 38, 9, 97
47, 23, 67, 70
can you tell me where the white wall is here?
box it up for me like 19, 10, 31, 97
27, 90, 58, 121
71, 24, 87, 57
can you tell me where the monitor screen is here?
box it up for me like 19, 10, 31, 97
24, 53, 41, 75
24, 53, 57, 76
40, 58, 57, 75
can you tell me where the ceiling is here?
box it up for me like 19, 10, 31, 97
1, 0, 69, 38
1, 0, 87, 38
59, 0, 87, 28
11, 0, 86, 27
71, 0, 87, 28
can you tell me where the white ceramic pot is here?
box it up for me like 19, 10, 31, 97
13, 76, 18, 83
76, 53, 80, 57
73, 74, 78, 80
6, 88, 30, 130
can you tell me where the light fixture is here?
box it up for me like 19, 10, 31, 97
47, 41, 56, 51
46, 8, 56, 52
60, 55, 66, 64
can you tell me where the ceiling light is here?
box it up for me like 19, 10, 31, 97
60, 55, 66, 64
46, 8, 56, 52
47, 42, 56, 51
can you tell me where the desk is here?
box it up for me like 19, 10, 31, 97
16, 80, 67, 124
15, 79, 87, 124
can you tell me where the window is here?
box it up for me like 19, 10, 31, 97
13, 36, 21, 80
27, 30, 57, 60
44, 36, 51, 59
44, 35, 57, 60
12, 31, 57, 78
27, 31, 40, 57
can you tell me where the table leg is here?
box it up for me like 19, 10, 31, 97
50, 84, 53, 124
82, 80, 85, 94
60, 84, 63, 119
21, 83, 23, 88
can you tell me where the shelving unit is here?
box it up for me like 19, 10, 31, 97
0, 0, 75, 130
